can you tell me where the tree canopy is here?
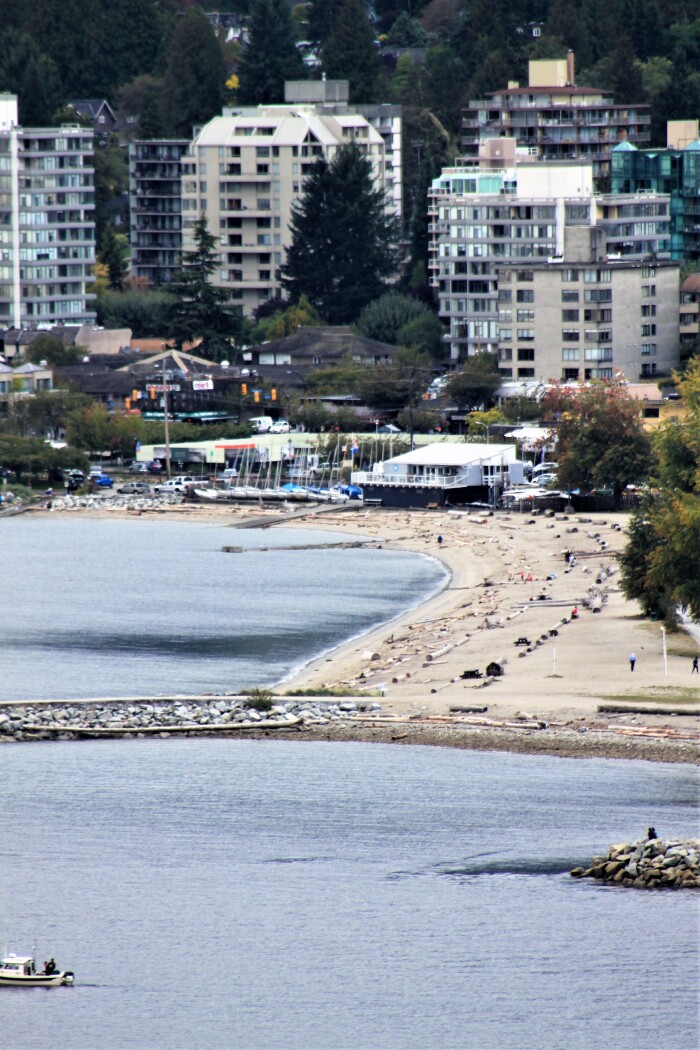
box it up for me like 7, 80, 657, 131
322, 0, 380, 103
167, 216, 245, 360
542, 381, 653, 507
161, 8, 225, 138
281, 143, 399, 324
446, 352, 502, 411
620, 359, 700, 622
237, 0, 306, 105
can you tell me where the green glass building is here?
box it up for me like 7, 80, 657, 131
611, 140, 700, 261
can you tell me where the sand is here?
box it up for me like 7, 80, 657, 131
18, 498, 700, 760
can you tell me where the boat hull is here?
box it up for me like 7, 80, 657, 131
0, 971, 74, 987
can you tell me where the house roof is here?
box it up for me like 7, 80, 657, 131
681, 274, 700, 295
252, 326, 398, 364
67, 99, 116, 121
120, 348, 219, 374
385, 442, 514, 467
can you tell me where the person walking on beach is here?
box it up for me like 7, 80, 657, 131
693, 656, 699, 674
629, 652, 636, 672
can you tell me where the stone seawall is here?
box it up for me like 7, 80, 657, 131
0, 696, 379, 741
571, 835, 700, 889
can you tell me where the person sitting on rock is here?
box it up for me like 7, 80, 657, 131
647, 827, 657, 841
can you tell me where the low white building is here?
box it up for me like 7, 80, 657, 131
353, 441, 524, 508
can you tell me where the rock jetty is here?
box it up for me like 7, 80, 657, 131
571, 834, 700, 889
0, 696, 380, 742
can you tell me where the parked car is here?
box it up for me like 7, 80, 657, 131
270, 419, 291, 433
147, 461, 163, 474
152, 475, 196, 493
129, 462, 149, 474
91, 474, 114, 488
89, 466, 104, 478
221, 467, 238, 480
116, 481, 152, 495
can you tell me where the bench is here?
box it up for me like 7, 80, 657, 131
364, 498, 382, 507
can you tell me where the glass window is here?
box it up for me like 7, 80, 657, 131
562, 309, 579, 322
562, 290, 579, 302
516, 289, 534, 302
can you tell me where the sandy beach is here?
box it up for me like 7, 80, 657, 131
18, 497, 700, 761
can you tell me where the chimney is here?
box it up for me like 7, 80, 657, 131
567, 50, 575, 87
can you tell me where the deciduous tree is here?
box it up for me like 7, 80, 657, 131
446, 352, 501, 411
547, 381, 652, 508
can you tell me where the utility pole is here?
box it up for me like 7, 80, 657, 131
162, 354, 171, 478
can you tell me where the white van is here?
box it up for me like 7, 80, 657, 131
248, 416, 274, 433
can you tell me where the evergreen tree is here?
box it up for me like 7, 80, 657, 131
138, 88, 165, 139
168, 216, 245, 360
322, 0, 380, 103
306, 0, 344, 48
237, 0, 306, 105
281, 143, 400, 324
161, 9, 225, 138
99, 225, 128, 291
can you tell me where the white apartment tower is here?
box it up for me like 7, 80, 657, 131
181, 99, 398, 317
0, 94, 96, 328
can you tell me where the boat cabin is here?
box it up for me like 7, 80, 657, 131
1, 955, 35, 975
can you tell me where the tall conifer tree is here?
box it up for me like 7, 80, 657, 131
281, 143, 399, 324
237, 0, 306, 105
322, 0, 380, 103
161, 9, 225, 138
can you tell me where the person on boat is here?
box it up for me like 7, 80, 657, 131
45, 958, 56, 975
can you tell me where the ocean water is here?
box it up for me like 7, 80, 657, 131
0, 516, 447, 701
1, 738, 698, 1050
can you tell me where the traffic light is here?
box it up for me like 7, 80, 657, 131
132, 389, 138, 401
241, 383, 247, 396
254, 390, 260, 403
150, 386, 156, 400
125, 397, 131, 410
271, 388, 277, 401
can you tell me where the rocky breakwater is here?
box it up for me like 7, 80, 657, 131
0, 696, 380, 741
571, 834, 700, 889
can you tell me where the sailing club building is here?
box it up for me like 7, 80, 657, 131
352, 442, 525, 509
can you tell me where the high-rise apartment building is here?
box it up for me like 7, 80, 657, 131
0, 94, 96, 327
428, 140, 674, 371
129, 139, 189, 285
610, 123, 700, 262
461, 55, 651, 181
182, 100, 396, 316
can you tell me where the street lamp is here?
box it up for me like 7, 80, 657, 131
472, 420, 490, 443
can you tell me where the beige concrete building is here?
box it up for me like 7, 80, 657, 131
495, 259, 680, 382
181, 101, 395, 317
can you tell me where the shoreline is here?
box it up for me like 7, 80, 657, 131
9, 499, 700, 764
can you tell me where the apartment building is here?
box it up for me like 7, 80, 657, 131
181, 101, 394, 316
680, 273, 700, 358
428, 140, 674, 369
461, 55, 651, 181
610, 123, 700, 262
129, 139, 189, 285
0, 94, 96, 327
495, 259, 679, 382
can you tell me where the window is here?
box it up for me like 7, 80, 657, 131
516, 328, 534, 341
498, 309, 512, 322
562, 367, 579, 380
641, 323, 656, 337
497, 289, 512, 303
517, 348, 535, 361
517, 309, 534, 322
562, 329, 580, 342
562, 290, 579, 302
640, 343, 656, 356
255, 147, 270, 157
517, 367, 535, 378
499, 347, 513, 361
562, 309, 579, 322
561, 269, 579, 282
641, 284, 656, 297
641, 304, 656, 317
516, 289, 534, 302
516, 270, 534, 282
562, 349, 579, 361
499, 329, 512, 341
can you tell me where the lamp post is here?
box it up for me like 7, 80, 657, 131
660, 625, 667, 676
472, 420, 490, 443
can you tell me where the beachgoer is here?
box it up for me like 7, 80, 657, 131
629, 653, 636, 672
692, 656, 699, 674
437, 535, 443, 546
571, 606, 578, 619
647, 827, 657, 840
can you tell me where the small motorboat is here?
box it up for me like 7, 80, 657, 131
0, 953, 74, 987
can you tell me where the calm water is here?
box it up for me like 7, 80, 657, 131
0, 517, 446, 701
1, 739, 698, 1050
